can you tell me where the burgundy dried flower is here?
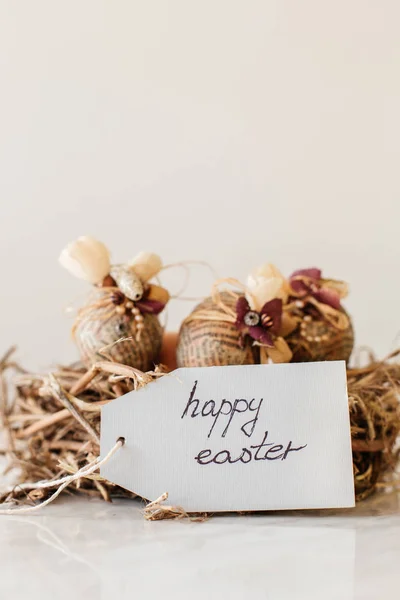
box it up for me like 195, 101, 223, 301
235, 296, 282, 347
289, 268, 341, 310
135, 297, 166, 315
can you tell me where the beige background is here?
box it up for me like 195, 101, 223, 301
0, 1, 399, 368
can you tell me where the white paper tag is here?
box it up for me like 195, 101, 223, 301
101, 361, 355, 512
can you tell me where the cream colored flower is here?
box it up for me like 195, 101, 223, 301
245, 263, 289, 311
59, 236, 111, 284
129, 251, 162, 282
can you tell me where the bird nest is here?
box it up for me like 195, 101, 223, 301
0, 347, 399, 515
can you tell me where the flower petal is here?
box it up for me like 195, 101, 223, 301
130, 252, 163, 282
260, 298, 282, 334
248, 263, 283, 281
290, 268, 322, 281
59, 236, 111, 284
313, 288, 341, 310
320, 278, 348, 299
280, 312, 299, 337
289, 278, 309, 295
236, 296, 250, 326
146, 284, 170, 306
266, 337, 293, 363
246, 264, 289, 310
135, 299, 166, 315
248, 326, 274, 347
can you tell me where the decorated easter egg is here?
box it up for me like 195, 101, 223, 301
59, 237, 169, 371
73, 288, 164, 371
177, 293, 257, 368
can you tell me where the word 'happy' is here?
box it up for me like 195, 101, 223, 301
181, 380, 263, 438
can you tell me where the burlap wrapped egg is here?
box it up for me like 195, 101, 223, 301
60, 237, 169, 370
73, 288, 165, 371
177, 292, 258, 367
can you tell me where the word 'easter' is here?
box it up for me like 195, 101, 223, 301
194, 430, 307, 465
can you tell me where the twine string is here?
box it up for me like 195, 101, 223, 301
0, 437, 125, 515
71, 288, 121, 338
308, 297, 349, 330
160, 260, 219, 300
183, 278, 244, 325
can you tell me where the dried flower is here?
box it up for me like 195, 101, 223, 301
136, 298, 166, 315
130, 252, 163, 282
289, 268, 341, 309
235, 296, 282, 347
245, 263, 289, 312
59, 236, 111, 284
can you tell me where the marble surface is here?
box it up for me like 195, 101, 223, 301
0, 492, 399, 599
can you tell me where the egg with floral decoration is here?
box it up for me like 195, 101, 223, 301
59, 237, 169, 371
177, 264, 296, 367
285, 267, 354, 363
